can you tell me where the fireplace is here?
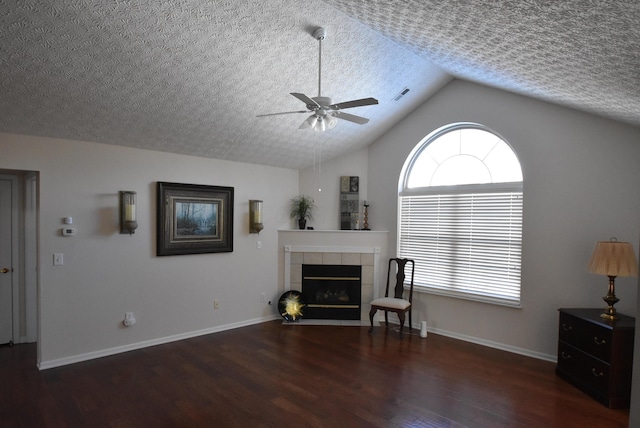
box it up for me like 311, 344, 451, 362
302, 264, 362, 320
279, 230, 388, 321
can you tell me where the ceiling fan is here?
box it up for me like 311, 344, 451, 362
257, 27, 378, 132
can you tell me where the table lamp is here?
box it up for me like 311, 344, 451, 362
587, 238, 638, 320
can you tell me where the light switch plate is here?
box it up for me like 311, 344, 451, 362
53, 253, 64, 266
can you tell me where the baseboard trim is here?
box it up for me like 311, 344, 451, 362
427, 326, 556, 362
37, 315, 556, 369
378, 320, 556, 362
38, 315, 280, 370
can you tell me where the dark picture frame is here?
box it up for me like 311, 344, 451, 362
157, 182, 234, 256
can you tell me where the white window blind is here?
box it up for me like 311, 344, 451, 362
399, 190, 523, 306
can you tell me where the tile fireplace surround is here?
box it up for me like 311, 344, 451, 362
278, 230, 389, 321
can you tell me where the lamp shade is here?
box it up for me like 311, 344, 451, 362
314, 117, 326, 132
587, 240, 638, 277
304, 115, 317, 129
326, 115, 338, 129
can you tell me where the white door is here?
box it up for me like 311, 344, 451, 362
0, 178, 13, 344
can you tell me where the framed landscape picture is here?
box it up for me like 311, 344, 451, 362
157, 182, 234, 256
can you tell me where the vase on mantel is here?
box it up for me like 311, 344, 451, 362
298, 219, 307, 230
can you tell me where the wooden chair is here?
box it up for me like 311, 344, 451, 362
368, 258, 415, 338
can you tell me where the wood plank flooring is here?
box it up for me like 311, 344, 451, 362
1, 321, 630, 427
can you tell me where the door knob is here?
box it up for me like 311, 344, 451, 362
1, 268, 10, 273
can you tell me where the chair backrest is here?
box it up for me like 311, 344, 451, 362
385, 258, 415, 301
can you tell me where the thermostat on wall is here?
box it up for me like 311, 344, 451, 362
61, 227, 76, 236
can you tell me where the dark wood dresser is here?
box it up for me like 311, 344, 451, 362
556, 308, 635, 408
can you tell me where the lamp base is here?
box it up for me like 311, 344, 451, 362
600, 310, 619, 321
601, 276, 620, 320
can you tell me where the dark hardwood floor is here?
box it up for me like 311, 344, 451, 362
1, 321, 630, 427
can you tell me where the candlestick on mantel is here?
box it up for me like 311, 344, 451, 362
363, 202, 370, 230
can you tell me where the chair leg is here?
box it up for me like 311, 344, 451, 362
408, 310, 412, 334
384, 311, 389, 327
368, 307, 377, 334
398, 312, 406, 338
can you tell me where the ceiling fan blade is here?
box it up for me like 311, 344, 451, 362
331, 97, 379, 110
256, 111, 308, 117
334, 111, 370, 125
291, 93, 320, 108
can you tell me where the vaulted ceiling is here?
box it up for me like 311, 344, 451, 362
1, 1, 638, 169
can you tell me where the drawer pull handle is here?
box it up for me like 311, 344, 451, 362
591, 368, 604, 377
593, 337, 606, 346
562, 323, 573, 332
560, 352, 571, 360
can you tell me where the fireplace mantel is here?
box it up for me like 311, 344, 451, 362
278, 230, 389, 321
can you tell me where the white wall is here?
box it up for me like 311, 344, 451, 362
0, 133, 298, 367
365, 79, 640, 360
298, 147, 369, 231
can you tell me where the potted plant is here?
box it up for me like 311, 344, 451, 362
290, 195, 316, 230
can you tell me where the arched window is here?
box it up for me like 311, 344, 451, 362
398, 123, 523, 306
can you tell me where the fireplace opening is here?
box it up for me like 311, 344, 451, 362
302, 264, 362, 320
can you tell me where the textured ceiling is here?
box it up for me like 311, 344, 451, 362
1, 1, 638, 169
328, 0, 640, 127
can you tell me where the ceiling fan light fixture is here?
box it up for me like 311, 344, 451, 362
304, 115, 318, 129
326, 115, 338, 129
314, 117, 326, 132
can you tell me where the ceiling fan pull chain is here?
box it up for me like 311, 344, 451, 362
318, 36, 322, 97
313, 142, 323, 192
318, 142, 322, 191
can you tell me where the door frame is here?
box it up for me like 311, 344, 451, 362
24, 172, 38, 342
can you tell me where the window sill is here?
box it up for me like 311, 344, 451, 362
411, 285, 522, 308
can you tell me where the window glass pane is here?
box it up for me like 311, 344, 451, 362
431, 155, 491, 186
425, 130, 460, 164
460, 128, 500, 160
407, 126, 522, 187
484, 142, 523, 182
406, 154, 438, 188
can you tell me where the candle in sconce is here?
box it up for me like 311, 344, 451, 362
125, 204, 136, 222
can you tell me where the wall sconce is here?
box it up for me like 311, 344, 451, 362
587, 237, 638, 320
120, 191, 138, 235
249, 200, 264, 234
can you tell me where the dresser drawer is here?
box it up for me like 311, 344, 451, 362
557, 341, 610, 394
559, 311, 611, 362
557, 308, 634, 408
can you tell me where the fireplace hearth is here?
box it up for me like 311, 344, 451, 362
302, 264, 362, 320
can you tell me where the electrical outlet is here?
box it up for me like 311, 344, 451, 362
256, 240, 262, 249
213, 300, 220, 310
123, 312, 136, 326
